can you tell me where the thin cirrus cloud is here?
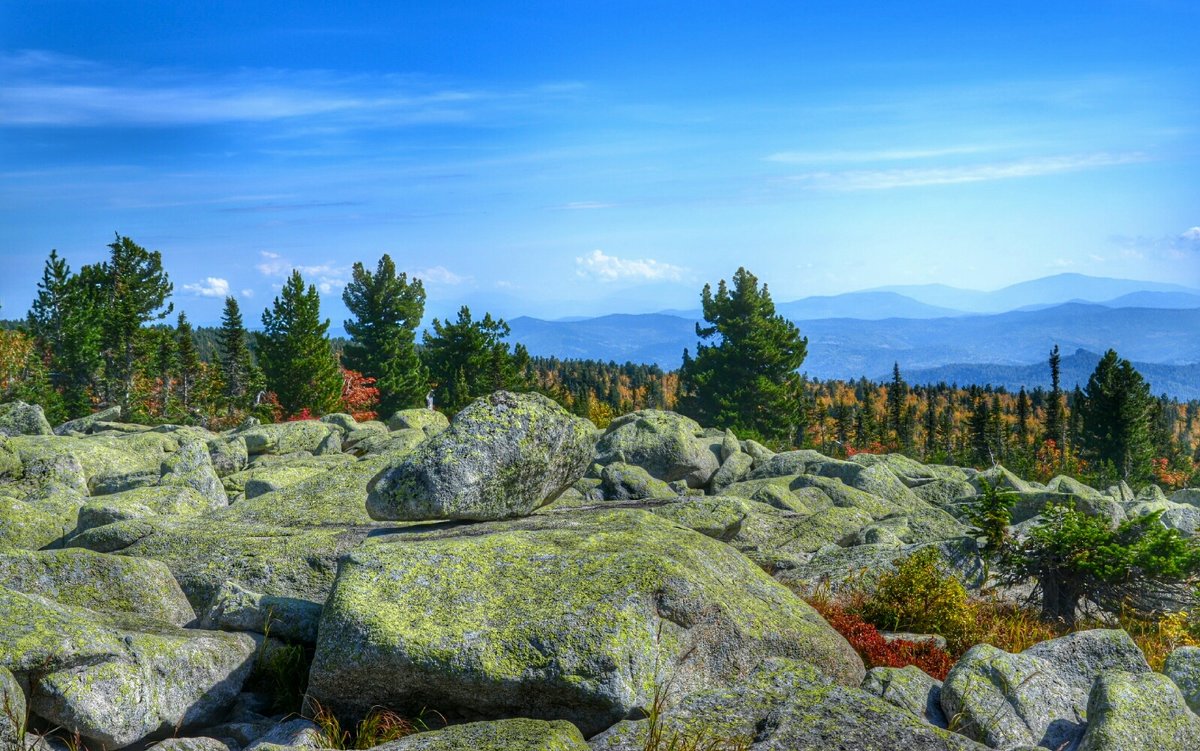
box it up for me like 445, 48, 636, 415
575, 250, 687, 283
783, 152, 1147, 191
182, 276, 230, 298
765, 144, 1004, 164
256, 252, 466, 294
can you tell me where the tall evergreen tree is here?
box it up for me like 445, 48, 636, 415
677, 268, 808, 446
422, 306, 525, 413
94, 234, 174, 414
969, 388, 993, 465
1079, 349, 1155, 482
342, 255, 427, 416
218, 296, 256, 408
1016, 387, 1031, 447
152, 327, 177, 417
257, 270, 342, 417
886, 362, 909, 449
1044, 344, 1065, 447
175, 312, 201, 413
923, 390, 938, 459
26, 250, 103, 416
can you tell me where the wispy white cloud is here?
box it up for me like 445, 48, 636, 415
241, 289, 255, 298
182, 276, 230, 297
255, 251, 350, 293
560, 201, 614, 210
784, 153, 1146, 191
575, 250, 686, 283
409, 265, 466, 285
1182, 227, 1200, 243
766, 145, 1001, 164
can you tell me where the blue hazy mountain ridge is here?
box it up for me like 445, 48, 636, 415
870, 272, 1200, 313
506, 303, 1200, 399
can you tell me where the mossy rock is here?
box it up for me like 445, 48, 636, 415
377, 719, 588, 751
367, 391, 597, 521
7, 434, 169, 495
594, 409, 719, 488
234, 421, 340, 456
239, 465, 326, 499
68, 516, 381, 613
719, 474, 817, 513
1077, 671, 1200, 751
0, 548, 195, 626
0, 664, 24, 751
0, 586, 256, 749
775, 537, 985, 593
746, 448, 834, 479
318, 412, 359, 432
161, 439, 228, 504
385, 408, 450, 436
708, 450, 753, 493
53, 405, 121, 436
307, 508, 864, 735
850, 452, 942, 485
199, 580, 321, 644
590, 658, 985, 751
76, 485, 220, 532
0, 401, 53, 437
1164, 646, 1200, 714
347, 428, 426, 457
599, 462, 674, 500
219, 455, 392, 526
1127, 499, 1200, 536
861, 665, 947, 727
207, 435, 249, 477
0, 494, 63, 549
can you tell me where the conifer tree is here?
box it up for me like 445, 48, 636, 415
1044, 344, 1065, 447
1016, 387, 1031, 447
175, 312, 201, 413
257, 270, 342, 417
26, 250, 103, 416
422, 306, 525, 414
218, 296, 256, 409
886, 362, 909, 449
1079, 349, 1155, 482
94, 234, 174, 414
677, 268, 808, 446
342, 254, 427, 416
152, 326, 176, 417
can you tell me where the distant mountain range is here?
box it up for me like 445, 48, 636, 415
506, 273, 1200, 399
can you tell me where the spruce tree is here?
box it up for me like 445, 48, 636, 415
257, 270, 342, 417
342, 254, 428, 416
886, 362, 909, 449
1044, 344, 1065, 447
175, 312, 201, 413
26, 250, 103, 416
1016, 387, 1031, 447
677, 268, 808, 446
1079, 349, 1155, 482
218, 296, 256, 408
152, 327, 176, 417
94, 234, 174, 414
422, 306, 525, 413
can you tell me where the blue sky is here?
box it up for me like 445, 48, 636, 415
1, 1, 1198, 327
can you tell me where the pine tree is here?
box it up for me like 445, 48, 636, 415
94, 234, 174, 414
257, 270, 343, 417
342, 254, 428, 416
175, 312, 201, 413
923, 390, 938, 459
26, 250, 103, 416
218, 296, 256, 409
1016, 387, 1031, 447
969, 388, 993, 465
1079, 349, 1155, 482
422, 306, 525, 414
886, 362, 908, 448
677, 268, 808, 446
152, 327, 177, 417
1044, 344, 1065, 447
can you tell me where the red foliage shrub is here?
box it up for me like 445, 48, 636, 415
340, 369, 380, 422
285, 407, 315, 422
808, 598, 954, 680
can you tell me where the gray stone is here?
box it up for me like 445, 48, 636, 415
594, 410, 719, 488
1171, 488, 1200, 508
235, 421, 340, 456
1, 665, 24, 751
318, 413, 358, 433
590, 659, 985, 751
0, 402, 52, 437
53, 406, 121, 436
245, 719, 323, 751
1164, 646, 1200, 714
147, 739, 234, 751
1077, 671, 1200, 751
161, 440, 229, 505
200, 580, 322, 644
708, 451, 753, 494
385, 409, 449, 437
599, 462, 674, 500
378, 719, 587, 751
307, 509, 863, 735
861, 665, 947, 727
208, 436, 249, 477
76, 485, 220, 532
366, 391, 597, 521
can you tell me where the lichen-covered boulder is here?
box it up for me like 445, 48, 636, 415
590, 659, 985, 751
235, 421, 340, 456
161, 440, 228, 505
349, 428, 426, 458
76, 485, 223, 532
221, 455, 392, 526
376, 719, 587, 751
594, 410, 719, 488
241, 465, 326, 499
1, 664, 24, 751
0, 548, 195, 626
941, 630, 1150, 749
1164, 646, 1200, 714
1077, 671, 1200, 751
0, 494, 62, 549
148, 739, 234, 751
200, 580, 321, 644
708, 451, 753, 493
0, 587, 256, 749
53, 406, 121, 435
861, 665, 947, 728
599, 462, 674, 500
1127, 499, 1200, 536
207, 436, 249, 477
367, 391, 597, 521
318, 412, 358, 433
0, 401, 53, 437
245, 718, 324, 751
307, 509, 863, 735
776, 537, 985, 593
8, 434, 170, 495
385, 408, 449, 436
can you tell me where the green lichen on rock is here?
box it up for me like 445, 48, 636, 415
594, 410, 719, 488
1164, 646, 1200, 714
385, 408, 449, 436
0, 548, 195, 626
0, 401, 53, 437
160, 439, 228, 505
861, 665, 946, 727
7, 434, 169, 495
0, 664, 24, 751
307, 508, 863, 735
599, 462, 675, 500
0, 494, 62, 549
220, 455, 393, 526
377, 719, 588, 751
200, 580, 321, 644
367, 391, 598, 521
76, 484, 222, 532
1077, 671, 1200, 751
590, 658, 985, 751
234, 421, 341, 456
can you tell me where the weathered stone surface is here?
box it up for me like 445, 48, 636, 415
377, 719, 587, 751
147, 738, 234, 751
53, 406, 121, 436
220, 455, 391, 526
349, 428, 426, 458
1164, 646, 1200, 714
708, 450, 753, 493
594, 410, 719, 488
941, 631, 1148, 750
0, 494, 62, 549
590, 659, 985, 751
385, 408, 449, 436
8, 434, 169, 495
1077, 671, 1200, 751
161, 440, 228, 505
241, 465, 326, 499
599, 462, 674, 500
776, 537, 985, 593
0, 401, 53, 437
1127, 499, 1200, 536
308, 509, 863, 735
235, 421, 340, 456
76, 485, 219, 532
0, 548, 195, 626
207, 436, 249, 477
1171, 488, 1200, 507
318, 412, 358, 433
245, 719, 324, 751
1, 665, 24, 751
861, 665, 947, 727
367, 391, 597, 521
200, 580, 321, 644
0, 587, 256, 749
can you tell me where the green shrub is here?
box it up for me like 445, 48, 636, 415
857, 548, 975, 654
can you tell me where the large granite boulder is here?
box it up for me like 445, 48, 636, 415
1077, 671, 1200, 751
590, 659, 985, 751
53, 406, 121, 436
0, 587, 255, 749
307, 509, 863, 735
1164, 646, 1200, 714
160, 440, 228, 505
594, 410, 719, 488
234, 421, 341, 456
76, 485, 224, 532
0, 401, 53, 437
385, 408, 450, 436
367, 391, 597, 521
377, 719, 587, 751
200, 580, 321, 644
861, 665, 947, 728
0, 665, 23, 751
